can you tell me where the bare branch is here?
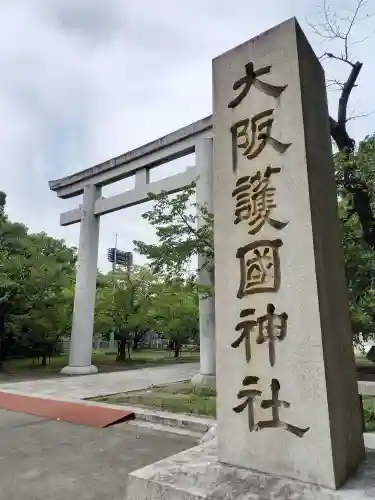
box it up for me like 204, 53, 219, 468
346, 110, 375, 123
324, 52, 355, 67
326, 79, 345, 90
344, 0, 368, 59
311, 0, 371, 64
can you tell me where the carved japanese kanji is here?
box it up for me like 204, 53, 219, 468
231, 308, 257, 363
236, 239, 283, 298
256, 304, 288, 367
232, 166, 288, 235
231, 110, 291, 171
231, 304, 288, 366
256, 379, 310, 438
228, 62, 287, 109
233, 375, 262, 432
233, 377, 309, 437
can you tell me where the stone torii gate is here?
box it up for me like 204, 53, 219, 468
49, 115, 215, 385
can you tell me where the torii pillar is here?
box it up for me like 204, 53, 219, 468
61, 183, 101, 375
191, 137, 216, 387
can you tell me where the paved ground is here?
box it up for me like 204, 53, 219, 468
0, 363, 199, 400
0, 409, 197, 500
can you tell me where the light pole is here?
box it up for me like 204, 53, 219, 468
107, 241, 134, 357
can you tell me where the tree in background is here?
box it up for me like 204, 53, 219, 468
134, 0, 375, 340
94, 266, 160, 360
0, 191, 76, 365
147, 279, 199, 358
134, 183, 213, 280
94, 267, 199, 360
337, 135, 375, 337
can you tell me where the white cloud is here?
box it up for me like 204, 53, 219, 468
0, 0, 373, 271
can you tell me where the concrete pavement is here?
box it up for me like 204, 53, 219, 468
0, 409, 197, 500
0, 363, 199, 400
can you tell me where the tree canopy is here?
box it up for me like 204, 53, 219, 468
94, 265, 199, 359
0, 192, 76, 364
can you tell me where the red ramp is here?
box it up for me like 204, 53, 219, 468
0, 391, 135, 428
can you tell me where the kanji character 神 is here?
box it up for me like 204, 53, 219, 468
231, 304, 288, 366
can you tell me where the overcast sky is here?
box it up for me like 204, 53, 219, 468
0, 0, 373, 271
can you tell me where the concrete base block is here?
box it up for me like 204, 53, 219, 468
60, 365, 98, 376
200, 424, 217, 445
190, 373, 216, 389
126, 443, 375, 500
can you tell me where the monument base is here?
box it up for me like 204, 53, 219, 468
126, 443, 375, 500
60, 365, 98, 376
190, 373, 216, 389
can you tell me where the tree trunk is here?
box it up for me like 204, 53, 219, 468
174, 342, 181, 358
126, 341, 132, 361
133, 331, 143, 350
117, 339, 126, 361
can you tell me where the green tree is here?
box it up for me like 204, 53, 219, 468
94, 266, 158, 360
0, 192, 76, 365
148, 279, 199, 358
134, 183, 213, 279
337, 135, 375, 338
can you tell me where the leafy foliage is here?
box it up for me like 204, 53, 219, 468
134, 182, 213, 279
0, 192, 76, 364
337, 135, 375, 336
147, 279, 199, 357
94, 266, 199, 359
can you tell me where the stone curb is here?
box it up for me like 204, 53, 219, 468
0, 389, 214, 435
132, 407, 214, 434
85, 399, 214, 434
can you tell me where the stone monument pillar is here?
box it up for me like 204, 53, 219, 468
213, 17, 364, 489
125, 19, 370, 500
61, 183, 101, 375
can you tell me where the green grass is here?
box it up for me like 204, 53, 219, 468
362, 396, 375, 432
0, 349, 199, 381
93, 380, 217, 418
